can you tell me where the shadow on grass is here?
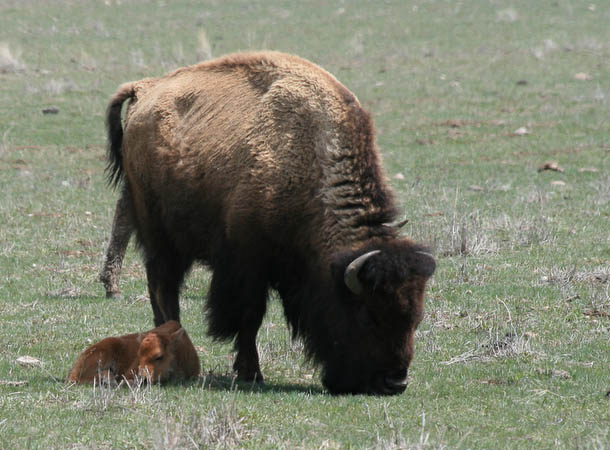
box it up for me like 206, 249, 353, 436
39, 372, 324, 396
196, 372, 325, 395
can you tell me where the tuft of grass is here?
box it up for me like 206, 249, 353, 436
153, 399, 250, 449
0, 42, 25, 73
196, 30, 213, 61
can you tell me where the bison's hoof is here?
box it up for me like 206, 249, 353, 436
235, 369, 265, 384
105, 291, 123, 300
244, 373, 265, 384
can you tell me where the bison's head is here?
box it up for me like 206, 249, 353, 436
136, 324, 185, 383
320, 239, 435, 395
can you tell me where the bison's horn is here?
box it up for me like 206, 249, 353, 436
382, 217, 409, 229
415, 251, 435, 260
344, 250, 381, 295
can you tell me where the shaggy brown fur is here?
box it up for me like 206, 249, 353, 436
68, 321, 200, 385
104, 51, 435, 395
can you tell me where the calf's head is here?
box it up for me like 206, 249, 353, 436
136, 323, 186, 383
322, 240, 435, 395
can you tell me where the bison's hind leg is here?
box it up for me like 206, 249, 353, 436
206, 258, 268, 383
100, 190, 133, 299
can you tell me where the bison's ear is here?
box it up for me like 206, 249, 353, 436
413, 251, 436, 278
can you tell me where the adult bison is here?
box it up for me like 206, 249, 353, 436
104, 51, 435, 395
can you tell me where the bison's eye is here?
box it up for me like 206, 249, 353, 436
155, 354, 164, 361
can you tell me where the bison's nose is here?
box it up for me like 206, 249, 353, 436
383, 369, 409, 394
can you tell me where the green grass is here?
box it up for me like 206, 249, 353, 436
1, 0, 609, 448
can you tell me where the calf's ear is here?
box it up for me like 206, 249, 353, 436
169, 327, 186, 347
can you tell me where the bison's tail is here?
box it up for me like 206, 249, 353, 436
105, 82, 136, 188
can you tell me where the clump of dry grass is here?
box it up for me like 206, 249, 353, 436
590, 175, 610, 206
196, 30, 213, 61
0, 42, 25, 73
541, 266, 610, 285
72, 371, 163, 412
496, 8, 518, 23
409, 210, 499, 258
441, 298, 533, 365
44, 79, 78, 95
373, 407, 445, 450
0, 125, 13, 155
130, 49, 147, 69
153, 401, 250, 450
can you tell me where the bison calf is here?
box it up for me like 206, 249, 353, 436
68, 320, 200, 385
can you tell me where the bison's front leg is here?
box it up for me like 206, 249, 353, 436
206, 263, 267, 383
144, 248, 191, 327
100, 190, 133, 299
232, 307, 266, 383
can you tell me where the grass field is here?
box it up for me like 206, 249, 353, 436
1, 0, 608, 448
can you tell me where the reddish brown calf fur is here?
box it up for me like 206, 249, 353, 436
68, 320, 200, 385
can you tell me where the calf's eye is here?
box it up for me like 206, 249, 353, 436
155, 355, 164, 361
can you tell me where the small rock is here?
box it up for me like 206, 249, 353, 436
516, 80, 528, 86
550, 180, 566, 186
574, 72, 592, 81
42, 107, 59, 115
16, 356, 43, 368
393, 173, 405, 180
513, 126, 530, 136
578, 167, 599, 173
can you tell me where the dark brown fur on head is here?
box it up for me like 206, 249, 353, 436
297, 239, 436, 395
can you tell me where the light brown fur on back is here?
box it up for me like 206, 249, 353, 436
119, 51, 397, 262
